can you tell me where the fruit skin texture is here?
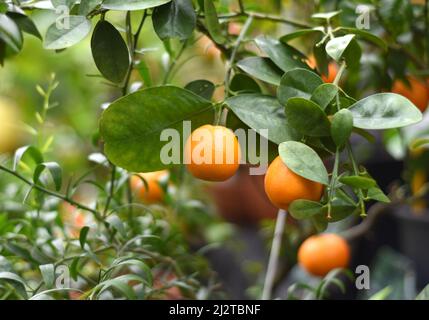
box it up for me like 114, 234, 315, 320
130, 170, 169, 203
264, 156, 323, 210
298, 233, 350, 277
392, 77, 429, 112
185, 125, 241, 181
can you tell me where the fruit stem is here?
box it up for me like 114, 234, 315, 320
262, 209, 287, 300
221, 15, 254, 126
327, 148, 340, 219
346, 142, 366, 217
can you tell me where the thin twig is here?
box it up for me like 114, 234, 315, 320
0, 164, 105, 223
262, 209, 287, 300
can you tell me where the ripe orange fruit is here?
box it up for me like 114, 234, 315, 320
392, 77, 429, 112
130, 170, 169, 203
298, 233, 350, 277
306, 56, 338, 83
197, 35, 221, 60
264, 156, 323, 210
185, 125, 241, 181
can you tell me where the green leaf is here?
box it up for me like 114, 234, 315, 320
153, 0, 196, 41
70, 257, 80, 281
91, 20, 130, 83
335, 27, 387, 51
416, 284, 429, 300
39, 264, 55, 288
254, 35, 309, 73
0, 272, 28, 299
277, 68, 323, 105
367, 187, 390, 203
285, 97, 331, 137
311, 214, 328, 232
51, 0, 77, 8
13, 145, 44, 171
409, 137, 429, 151
311, 11, 341, 21
0, 13, 23, 53
311, 83, 338, 110
280, 28, 324, 43
236, 57, 283, 86
279, 141, 329, 185
100, 86, 214, 172
331, 109, 353, 147
44, 15, 91, 50
7, 12, 41, 40
339, 175, 376, 189
79, 226, 90, 249
289, 200, 324, 220
349, 93, 423, 130
33, 162, 63, 191
79, 0, 102, 15
185, 79, 215, 100
230, 73, 261, 93
102, 0, 171, 11
369, 286, 392, 300
203, 0, 225, 44
225, 94, 301, 144
326, 34, 355, 62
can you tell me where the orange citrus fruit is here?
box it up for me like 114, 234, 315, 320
298, 233, 350, 277
264, 156, 324, 210
130, 170, 169, 203
307, 56, 338, 83
392, 77, 429, 112
185, 125, 241, 181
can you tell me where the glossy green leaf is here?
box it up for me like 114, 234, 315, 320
255, 35, 309, 72
44, 15, 91, 50
51, 0, 77, 8
236, 57, 283, 85
185, 79, 215, 100
79, 226, 90, 249
0, 272, 28, 299
230, 73, 261, 93
153, 0, 196, 40
39, 264, 55, 288
277, 68, 323, 105
311, 83, 338, 110
349, 93, 423, 129
79, 0, 102, 15
326, 34, 355, 62
33, 162, 63, 191
91, 20, 130, 83
204, 0, 225, 44
102, 0, 171, 10
13, 145, 44, 171
0, 13, 23, 52
416, 284, 429, 300
280, 28, 324, 43
331, 109, 353, 147
226, 94, 301, 144
100, 86, 214, 172
279, 141, 329, 185
285, 97, 331, 137
339, 175, 377, 189
311, 11, 341, 21
7, 12, 41, 40
289, 200, 324, 220
336, 27, 387, 51
367, 187, 390, 203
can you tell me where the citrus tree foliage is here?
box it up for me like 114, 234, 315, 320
0, 0, 426, 299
